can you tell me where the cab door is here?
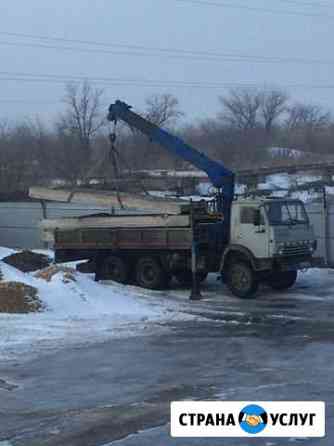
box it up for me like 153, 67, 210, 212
235, 206, 269, 259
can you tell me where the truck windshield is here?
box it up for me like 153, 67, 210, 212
264, 201, 309, 226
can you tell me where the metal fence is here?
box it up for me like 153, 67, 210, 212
305, 201, 334, 267
0, 200, 333, 267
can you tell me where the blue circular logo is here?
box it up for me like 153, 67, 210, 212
239, 404, 268, 434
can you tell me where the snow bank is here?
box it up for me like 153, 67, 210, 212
235, 172, 333, 202
1, 262, 158, 319
0, 252, 191, 362
297, 268, 334, 293
0, 247, 16, 260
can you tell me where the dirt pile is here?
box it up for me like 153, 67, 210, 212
35, 265, 76, 283
0, 282, 42, 313
2, 250, 52, 273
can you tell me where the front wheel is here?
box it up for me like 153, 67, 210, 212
226, 261, 258, 298
100, 256, 129, 284
268, 271, 297, 290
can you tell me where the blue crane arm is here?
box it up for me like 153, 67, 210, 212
108, 100, 235, 213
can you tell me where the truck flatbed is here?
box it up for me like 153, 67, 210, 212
40, 214, 192, 242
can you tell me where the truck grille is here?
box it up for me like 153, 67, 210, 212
281, 245, 310, 257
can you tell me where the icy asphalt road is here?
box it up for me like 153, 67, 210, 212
1, 271, 334, 446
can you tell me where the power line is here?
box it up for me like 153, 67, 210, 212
0, 73, 259, 89
1, 70, 334, 90
173, 0, 334, 19
277, 0, 332, 7
0, 99, 58, 104
1, 30, 236, 56
0, 34, 334, 67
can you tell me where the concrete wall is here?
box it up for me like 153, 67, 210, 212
0, 202, 111, 249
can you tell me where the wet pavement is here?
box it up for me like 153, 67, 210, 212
1, 273, 334, 446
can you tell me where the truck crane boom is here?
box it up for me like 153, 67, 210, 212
107, 100, 235, 219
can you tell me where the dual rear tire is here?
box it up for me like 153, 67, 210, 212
135, 257, 171, 290
100, 256, 129, 284
99, 256, 207, 291
99, 255, 170, 290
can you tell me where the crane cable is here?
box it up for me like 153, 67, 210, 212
108, 121, 124, 209
109, 120, 152, 198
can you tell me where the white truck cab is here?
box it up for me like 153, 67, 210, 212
221, 198, 318, 298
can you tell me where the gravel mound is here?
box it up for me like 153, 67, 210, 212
0, 282, 42, 313
2, 250, 52, 273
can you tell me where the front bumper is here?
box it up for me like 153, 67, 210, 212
254, 256, 324, 272
274, 256, 324, 271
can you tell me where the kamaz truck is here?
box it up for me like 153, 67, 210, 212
43, 101, 318, 298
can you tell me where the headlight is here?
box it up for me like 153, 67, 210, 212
276, 243, 285, 255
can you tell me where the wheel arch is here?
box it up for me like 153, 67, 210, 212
220, 244, 257, 273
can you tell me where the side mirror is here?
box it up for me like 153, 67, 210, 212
253, 210, 262, 226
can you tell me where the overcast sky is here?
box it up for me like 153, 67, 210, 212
0, 0, 333, 124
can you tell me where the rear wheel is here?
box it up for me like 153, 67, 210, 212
100, 256, 129, 284
268, 271, 297, 290
135, 257, 170, 290
175, 270, 208, 286
226, 261, 258, 298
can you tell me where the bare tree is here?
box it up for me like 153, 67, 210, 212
285, 103, 330, 131
0, 119, 10, 139
284, 103, 332, 153
261, 89, 288, 133
0, 122, 39, 195
145, 93, 184, 127
115, 94, 185, 171
60, 81, 106, 182
219, 88, 262, 130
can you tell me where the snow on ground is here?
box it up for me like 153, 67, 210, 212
266, 147, 305, 159
297, 268, 334, 292
0, 249, 194, 362
147, 190, 177, 199
290, 190, 320, 203
150, 173, 334, 203
0, 247, 16, 260
260, 173, 291, 190
1, 245, 334, 363
243, 173, 334, 203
